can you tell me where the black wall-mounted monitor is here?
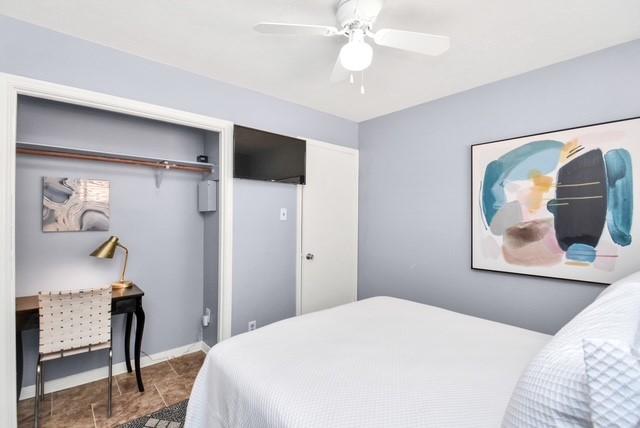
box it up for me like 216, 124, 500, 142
233, 125, 306, 184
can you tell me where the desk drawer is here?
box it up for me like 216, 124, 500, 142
112, 298, 137, 315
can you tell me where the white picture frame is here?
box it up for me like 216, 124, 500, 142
472, 116, 640, 284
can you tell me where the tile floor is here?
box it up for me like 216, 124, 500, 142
17, 351, 205, 428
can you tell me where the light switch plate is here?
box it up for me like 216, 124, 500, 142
280, 208, 288, 221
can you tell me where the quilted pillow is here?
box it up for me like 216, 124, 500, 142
583, 339, 640, 428
502, 276, 640, 428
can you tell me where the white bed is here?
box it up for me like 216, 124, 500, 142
185, 297, 550, 428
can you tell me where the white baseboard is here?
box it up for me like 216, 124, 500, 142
200, 341, 212, 353
20, 341, 206, 400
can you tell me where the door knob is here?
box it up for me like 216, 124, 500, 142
306, 253, 314, 260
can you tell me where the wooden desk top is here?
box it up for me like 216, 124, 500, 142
16, 284, 144, 314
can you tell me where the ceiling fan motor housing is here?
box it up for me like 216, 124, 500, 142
336, 0, 384, 31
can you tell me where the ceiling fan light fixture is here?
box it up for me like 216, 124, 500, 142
339, 39, 373, 71
253, 0, 450, 82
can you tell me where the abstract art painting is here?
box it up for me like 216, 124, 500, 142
42, 177, 110, 232
472, 117, 639, 284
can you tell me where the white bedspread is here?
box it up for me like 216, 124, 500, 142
185, 297, 550, 428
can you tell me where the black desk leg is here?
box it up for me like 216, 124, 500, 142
16, 329, 22, 401
134, 302, 145, 392
124, 313, 133, 373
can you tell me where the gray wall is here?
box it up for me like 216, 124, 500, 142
0, 16, 357, 385
202, 134, 219, 347
0, 15, 358, 149
232, 179, 297, 335
358, 39, 640, 335
10, 12, 638, 364
16, 97, 211, 387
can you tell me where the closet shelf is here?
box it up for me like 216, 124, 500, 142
16, 141, 215, 174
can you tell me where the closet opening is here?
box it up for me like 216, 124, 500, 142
0, 75, 234, 428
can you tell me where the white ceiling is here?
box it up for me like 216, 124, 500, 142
1, 1, 639, 122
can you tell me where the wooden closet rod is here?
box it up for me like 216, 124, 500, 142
16, 147, 212, 174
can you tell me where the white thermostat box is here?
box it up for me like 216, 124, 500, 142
198, 180, 217, 212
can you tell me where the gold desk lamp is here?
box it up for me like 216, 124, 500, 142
91, 236, 133, 289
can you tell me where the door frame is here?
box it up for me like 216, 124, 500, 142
0, 73, 234, 427
295, 139, 359, 315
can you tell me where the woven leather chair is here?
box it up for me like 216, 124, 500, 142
34, 287, 113, 427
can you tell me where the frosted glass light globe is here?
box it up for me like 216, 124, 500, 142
339, 40, 373, 72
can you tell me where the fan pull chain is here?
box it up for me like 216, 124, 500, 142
360, 71, 365, 95
349, 73, 354, 84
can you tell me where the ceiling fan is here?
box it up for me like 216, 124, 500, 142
254, 0, 450, 91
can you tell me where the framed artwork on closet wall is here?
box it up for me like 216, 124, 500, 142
471, 116, 640, 284
42, 177, 110, 232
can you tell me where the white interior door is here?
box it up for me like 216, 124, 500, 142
299, 140, 358, 314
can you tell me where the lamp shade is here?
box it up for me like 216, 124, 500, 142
90, 236, 119, 259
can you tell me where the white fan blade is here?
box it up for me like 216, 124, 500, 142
330, 54, 350, 83
254, 22, 338, 37
374, 29, 450, 55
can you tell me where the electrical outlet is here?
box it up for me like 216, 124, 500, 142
248, 320, 257, 331
202, 307, 211, 327
280, 208, 287, 221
